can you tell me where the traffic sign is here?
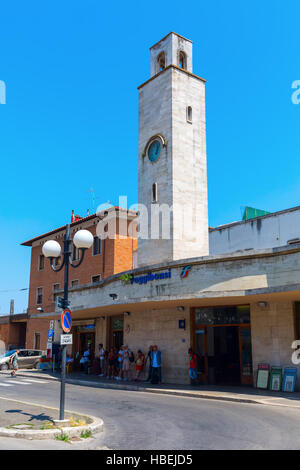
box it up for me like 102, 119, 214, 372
57, 297, 70, 309
60, 334, 72, 345
48, 328, 53, 338
61, 309, 72, 333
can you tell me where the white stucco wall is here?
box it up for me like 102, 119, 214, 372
210, 207, 300, 255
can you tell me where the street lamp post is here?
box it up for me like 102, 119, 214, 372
42, 223, 93, 420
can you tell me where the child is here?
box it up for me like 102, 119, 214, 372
135, 350, 145, 381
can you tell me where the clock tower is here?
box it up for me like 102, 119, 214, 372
137, 32, 209, 267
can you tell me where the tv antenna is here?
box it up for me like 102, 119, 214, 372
87, 188, 100, 214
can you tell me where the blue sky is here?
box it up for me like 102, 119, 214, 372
0, 0, 299, 313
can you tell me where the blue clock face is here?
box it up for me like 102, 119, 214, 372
148, 140, 161, 162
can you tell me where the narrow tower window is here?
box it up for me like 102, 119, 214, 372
179, 51, 187, 70
157, 52, 166, 73
187, 106, 192, 123
152, 183, 158, 203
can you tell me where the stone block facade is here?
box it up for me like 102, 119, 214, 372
250, 301, 299, 386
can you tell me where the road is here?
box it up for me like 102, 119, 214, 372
0, 374, 300, 450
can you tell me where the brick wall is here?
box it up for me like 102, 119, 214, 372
25, 318, 50, 350
25, 214, 137, 350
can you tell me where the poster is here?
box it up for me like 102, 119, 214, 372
269, 367, 282, 391
256, 364, 270, 389
282, 368, 297, 392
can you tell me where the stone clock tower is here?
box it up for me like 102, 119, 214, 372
137, 32, 209, 267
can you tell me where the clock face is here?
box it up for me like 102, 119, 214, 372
148, 140, 161, 162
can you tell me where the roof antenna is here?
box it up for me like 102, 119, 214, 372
87, 188, 100, 214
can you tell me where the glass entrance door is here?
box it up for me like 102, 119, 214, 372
239, 326, 253, 385
195, 328, 208, 382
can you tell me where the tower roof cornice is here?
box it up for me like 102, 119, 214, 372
137, 64, 206, 90
150, 32, 193, 50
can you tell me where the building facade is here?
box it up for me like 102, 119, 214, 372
17, 32, 300, 389
21, 207, 137, 354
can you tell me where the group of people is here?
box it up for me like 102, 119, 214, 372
7, 344, 199, 385
98, 344, 162, 384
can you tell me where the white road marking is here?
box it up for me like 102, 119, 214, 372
21, 379, 49, 384
0, 383, 13, 387
4, 380, 30, 385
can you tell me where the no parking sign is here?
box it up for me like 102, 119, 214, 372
61, 308, 72, 333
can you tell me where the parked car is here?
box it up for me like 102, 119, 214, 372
0, 350, 17, 370
0, 349, 42, 370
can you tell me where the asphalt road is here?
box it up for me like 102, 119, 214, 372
0, 374, 300, 450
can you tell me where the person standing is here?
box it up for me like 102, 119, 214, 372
128, 350, 135, 380
188, 347, 198, 385
80, 347, 90, 374
135, 350, 145, 382
122, 345, 130, 381
150, 345, 162, 384
117, 346, 124, 381
98, 343, 105, 377
10, 350, 20, 377
145, 345, 153, 382
107, 348, 115, 379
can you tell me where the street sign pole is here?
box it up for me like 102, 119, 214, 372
59, 225, 71, 421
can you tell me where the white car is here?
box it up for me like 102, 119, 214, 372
0, 349, 42, 370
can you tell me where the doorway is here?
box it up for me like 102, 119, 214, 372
109, 315, 124, 350
192, 306, 253, 385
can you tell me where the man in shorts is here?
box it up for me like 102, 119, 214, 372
10, 350, 20, 377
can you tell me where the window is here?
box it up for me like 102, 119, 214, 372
18, 350, 28, 357
53, 283, 60, 301
93, 236, 102, 256
34, 333, 40, 350
92, 275, 101, 284
152, 183, 158, 203
36, 287, 43, 305
157, 52, 166, 72
179, 51, 187, 69
73, 245, 80, 261
54, 256, 61, 267
71, 280, 79, 288
38, 255, 44, 271
186, 106, 192, 123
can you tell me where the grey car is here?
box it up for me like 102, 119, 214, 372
0, 349, 42, 370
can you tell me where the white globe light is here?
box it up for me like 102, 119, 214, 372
42, 240, 62, 258
73, 229, 93, 249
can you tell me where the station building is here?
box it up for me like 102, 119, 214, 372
22, 33, 300, 387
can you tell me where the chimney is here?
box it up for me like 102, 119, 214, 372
71, 210, 75, 222
87, 209, 90, 217
10, 299, 14, 316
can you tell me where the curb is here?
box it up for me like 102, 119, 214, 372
2, 371, 299, 409
0, 397, 103, 440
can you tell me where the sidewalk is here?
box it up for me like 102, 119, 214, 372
2, 368, 300, 409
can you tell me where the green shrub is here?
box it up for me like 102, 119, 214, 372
80, 429, 92, 439
55, 432, 70, 443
